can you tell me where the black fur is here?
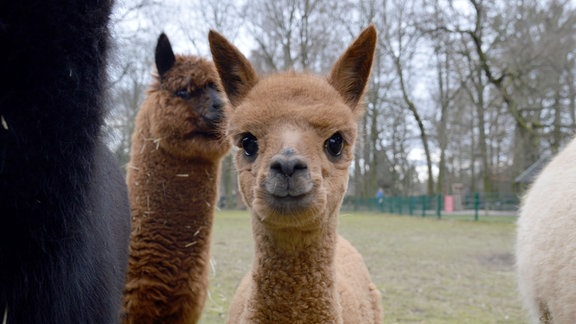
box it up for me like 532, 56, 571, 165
155, 33, 176, 79
0, 1, 130, 323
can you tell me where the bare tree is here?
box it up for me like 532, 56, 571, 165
242, 0, 349, 73
379, 0, 435, 195
107, 0, 164, 166
106, 0, 576, 199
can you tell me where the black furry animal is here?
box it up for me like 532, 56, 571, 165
0, 1, 131, 323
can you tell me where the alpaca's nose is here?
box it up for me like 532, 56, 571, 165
269, 155, 307, 177
201, 87, 224, 126
265, 150, 312, 197
208, 87, 224, 111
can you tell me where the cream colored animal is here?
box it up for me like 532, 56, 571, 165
209, 25, 382, 323
517, 137, 576, 324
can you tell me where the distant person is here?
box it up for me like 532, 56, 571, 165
376, 188, 384, 204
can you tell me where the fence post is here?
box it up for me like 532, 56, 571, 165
474, 192, 480, 221
421, 195, 426, 217
436, 194, 442, 219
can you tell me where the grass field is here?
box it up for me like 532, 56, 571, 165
199, 210, 525, 323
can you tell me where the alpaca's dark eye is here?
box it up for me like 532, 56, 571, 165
206, 82, 217, 90
241, 133, 258, 157
325, 133, 344, 157
175, 89, 190, 100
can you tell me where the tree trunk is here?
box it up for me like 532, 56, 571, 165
395, 57, 435, 195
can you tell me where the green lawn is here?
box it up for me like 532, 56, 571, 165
199, 210, 525, 323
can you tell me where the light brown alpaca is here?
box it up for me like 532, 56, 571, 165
209, 25, 382, 323
122, 33, 230, 323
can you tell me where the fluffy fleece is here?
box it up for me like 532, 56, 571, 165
209, 25, 383, 323
517, 136, 576, 324
122, 33, 230, 324
0, 1, 131, 322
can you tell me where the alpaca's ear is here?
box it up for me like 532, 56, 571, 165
155, 33, 175, 79
209, 30, 258, 108
328, 25, 377, 111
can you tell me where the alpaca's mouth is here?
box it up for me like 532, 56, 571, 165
262, 191, 316, 215
263, 173, 313, 198
259, 170, 317, 216
271, 193, 308, 203
255, 192, 323, 230
183, 116, 223, 141
184, 130, 219, 141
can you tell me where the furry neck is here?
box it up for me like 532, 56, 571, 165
247, 213, 343, 322
127, 136, 221, 250
125, 136, 221, 320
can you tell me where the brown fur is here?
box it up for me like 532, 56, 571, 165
209, 26, 382, 323
122, 34, 230, 323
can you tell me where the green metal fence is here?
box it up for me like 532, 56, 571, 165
341, 192, 520, 221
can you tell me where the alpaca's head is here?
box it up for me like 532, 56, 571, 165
142, 33, 230, 161
210, 26, 376, 230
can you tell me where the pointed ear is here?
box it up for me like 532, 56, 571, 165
155, 33, 175, 79
328, 25, 377, 111
209, 30, 259, 108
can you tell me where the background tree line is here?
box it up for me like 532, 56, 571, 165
107, 0, 576, 206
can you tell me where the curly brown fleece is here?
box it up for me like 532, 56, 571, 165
122, 33, 230, 324
210, 26, 382, 323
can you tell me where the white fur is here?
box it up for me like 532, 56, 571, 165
517, 136, 576, 323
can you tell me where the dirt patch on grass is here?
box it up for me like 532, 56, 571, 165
478, 252, 515, 271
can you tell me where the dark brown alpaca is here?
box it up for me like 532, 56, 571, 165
122, 33, 230, 324
209, 25, 382, 323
